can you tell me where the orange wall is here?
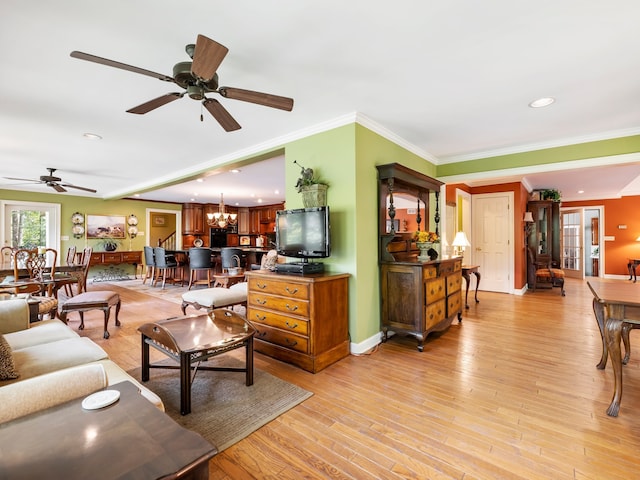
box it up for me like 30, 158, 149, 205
562, 195, 640, 276
447, 182, 530, 289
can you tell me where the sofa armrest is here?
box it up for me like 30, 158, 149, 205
0, 363, 107, 424
0, 298, 30, 334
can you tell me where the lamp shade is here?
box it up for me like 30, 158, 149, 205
523, 211, 534, 223
452, 231, 471, 248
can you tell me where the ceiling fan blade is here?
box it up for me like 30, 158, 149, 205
127, 93, 183, 114
70, 51, 175, 83
203, 98, 241, 132
3, 177, 39, 183
50, 184, 66, 193
60, 184, 97, 193
218, 87, 294, 111
191, 35, 229, 82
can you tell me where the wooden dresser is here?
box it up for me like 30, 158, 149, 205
380, 251, 462, 352
245, 270, 350, 373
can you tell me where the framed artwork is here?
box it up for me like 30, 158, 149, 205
86, 214, 126, 239
153, 215, 166, 226
240, 236, 251, 246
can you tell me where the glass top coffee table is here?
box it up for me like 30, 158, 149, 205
138, 309, 256, 415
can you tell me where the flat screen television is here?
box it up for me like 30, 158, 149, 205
275, 206, 330, 261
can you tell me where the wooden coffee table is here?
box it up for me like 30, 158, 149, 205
139, 309, 256, 415
0, 381, 216, 479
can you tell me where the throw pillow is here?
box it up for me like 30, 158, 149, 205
0, 333, 19, 380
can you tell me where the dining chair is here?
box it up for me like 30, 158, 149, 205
1, 246, 14, 269
187, 247, 214, 290
64, 247, 92, 295
153, 247, 182, 289
142, 246, 155, 285
65, 246, 77, 266
11, 248, 59, 319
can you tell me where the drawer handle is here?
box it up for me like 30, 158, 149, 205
285, 321, 299, 329
257, 331, 267, 338
285, 304, 298, 312
285, 286, 299, 294
254, 314, 266, 321
285, 338, 298, 347
256, 282, 267, 290
256, 298, 267, 305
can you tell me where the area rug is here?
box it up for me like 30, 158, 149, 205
127, 358, 313, 452
114, 279, 186, 305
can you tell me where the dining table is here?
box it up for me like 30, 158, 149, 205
587, 280, 640, 416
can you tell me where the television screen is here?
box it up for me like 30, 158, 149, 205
276, 206, 330, 260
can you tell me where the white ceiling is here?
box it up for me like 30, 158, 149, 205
2, 1, 640, 205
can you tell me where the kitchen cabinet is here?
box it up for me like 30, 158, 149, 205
249, 209, 261, 235
237, 208, 250, 235
182, 203, 204, 235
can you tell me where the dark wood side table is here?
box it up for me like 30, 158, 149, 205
0, 381, 216, 479
627, 258, 640, 282
461, 265, 481, 309
139, 309, 256, 415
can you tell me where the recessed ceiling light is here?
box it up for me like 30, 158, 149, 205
134, 193, 140, 197
274, 189, 280, 194
578, 190, 585, 194
257, 198, 263, 203
196, 178, 204, 183
231, 169, 241, 174
83, 132, 102, 140
528, 97, 555, 108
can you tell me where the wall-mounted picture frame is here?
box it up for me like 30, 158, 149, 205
86, 214, 126, 239
153, 215, 166, 226
240, 236, 251, 246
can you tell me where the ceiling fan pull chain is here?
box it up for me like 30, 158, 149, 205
200, 103, 204, 122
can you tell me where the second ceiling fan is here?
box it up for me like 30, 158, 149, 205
71, 35, 294, 132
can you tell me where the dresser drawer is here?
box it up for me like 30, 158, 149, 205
425, 299, 445, 329
248, 292, 310, 317
248, 277, 310, 300
446, 273, 462, 294
424, 277, 445, 303
253, 323, 309, 353
423, 265, 437, 280
447, 291, 462, 315
247, 307, 309, 336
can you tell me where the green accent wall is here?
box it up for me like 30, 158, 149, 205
437, 134, 640, 177
283, 124, 436, 345
0, 188, 180, 260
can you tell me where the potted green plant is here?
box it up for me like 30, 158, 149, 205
542, 189, 561, 202
95, 238, 121, 252
294, 160, 328, 207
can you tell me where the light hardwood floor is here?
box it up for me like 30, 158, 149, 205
74, 277, 640, 479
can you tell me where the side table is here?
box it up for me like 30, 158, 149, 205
627, 258, 640, 282
461, 265, 481, 309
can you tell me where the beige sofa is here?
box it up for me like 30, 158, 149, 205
0, 298, 163, 423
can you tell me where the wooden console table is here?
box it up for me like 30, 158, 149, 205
0, 381, 216, 478
627, 258, 640, 282
90, 251, 142, 278
461, 265, 481, 309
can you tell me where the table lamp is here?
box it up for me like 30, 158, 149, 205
452, 231, 471, 257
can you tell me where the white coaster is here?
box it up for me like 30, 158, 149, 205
81, 390, 121, 410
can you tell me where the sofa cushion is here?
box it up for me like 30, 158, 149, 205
0, 363, 107, 423
0, 334, 19, 380
4, 337, 108, 385
181, 282, 248, 308
4, 319, 78, 351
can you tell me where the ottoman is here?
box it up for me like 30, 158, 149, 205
59, 291, 121, 339
181, 282, 248, 314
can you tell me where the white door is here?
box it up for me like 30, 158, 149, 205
471, 193, 513, 293
2, 201, 60, 254
561, 209, 583, 279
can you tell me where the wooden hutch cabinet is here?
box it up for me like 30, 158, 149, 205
377, 163, 462, 351
526, 200, 561, 287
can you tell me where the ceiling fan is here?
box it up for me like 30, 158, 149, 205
3, 168, 97, 193
70, 34, 294, 132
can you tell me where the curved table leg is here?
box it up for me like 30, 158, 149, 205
593, 299, 608, 369
462, 270, 471, 309
604, 305, 624, 417
473, 271, 480, 304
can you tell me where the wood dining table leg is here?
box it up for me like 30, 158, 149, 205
604, 303, 625, 417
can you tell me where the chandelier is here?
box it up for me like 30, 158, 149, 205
206, 193, 237, 228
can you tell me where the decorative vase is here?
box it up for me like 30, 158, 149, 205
301, 184, 328, 208
417, 242, 432, 261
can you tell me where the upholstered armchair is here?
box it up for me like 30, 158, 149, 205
527, 247, 565, 296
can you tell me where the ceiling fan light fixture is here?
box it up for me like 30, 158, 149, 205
187, 85, 205, 100
529, 97, 555, 108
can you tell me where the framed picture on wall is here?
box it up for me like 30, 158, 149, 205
86, 215, 126, 239
153, 215, 166, 226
